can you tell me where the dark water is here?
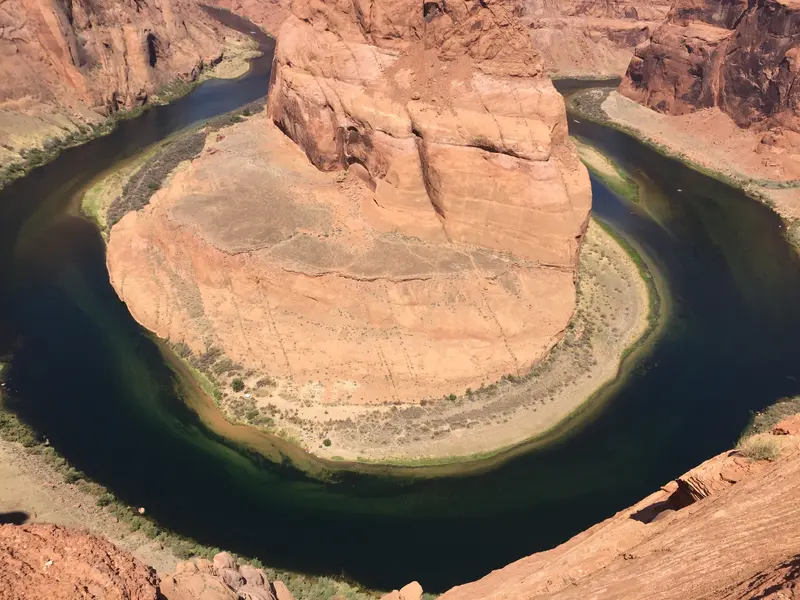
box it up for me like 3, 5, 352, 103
2, 31, 800, 592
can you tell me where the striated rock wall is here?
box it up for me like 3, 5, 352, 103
520, 0, 672, 76
433, 419, 800, 600
621, 0, 800, 136
0, 0, 224, 122
267, 0, 591, 266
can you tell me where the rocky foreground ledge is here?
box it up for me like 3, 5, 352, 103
5, 413, 800, 599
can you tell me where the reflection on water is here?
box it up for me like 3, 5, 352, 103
1, 57, 800, 593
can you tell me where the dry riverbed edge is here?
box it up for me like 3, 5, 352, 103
568, 88, 800, 248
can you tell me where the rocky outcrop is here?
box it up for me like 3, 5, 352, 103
108, 113, 583, 408
0, 0, 225, 154
161, 552, 293, 600
432, 422, 800, 599
0, 522, 160, 600
621, 0, 800, 137
0, 529, 296, 600
268, 0, 591, 265
108, 0, 590, 415
520, 0, 672, 76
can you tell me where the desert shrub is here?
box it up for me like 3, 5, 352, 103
741, 396, 800, 439
106, 130, 206, 228
63, 468, 83, 484
736, 435, 782, 462
96, 493, 114, 507
231, 377, 245, 392
323, 439, 332, 447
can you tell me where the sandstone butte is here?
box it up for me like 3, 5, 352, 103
621, 0, 800, 141
107, 0, 592, 409
7, 416, 800, 599
521, 0, 672, 76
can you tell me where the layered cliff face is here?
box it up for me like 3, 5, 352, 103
621, 0, 800, 136
432, 415, 800, 599
0, 0, 224, 149
520, 0, 672, 76
268, 0, 590, 264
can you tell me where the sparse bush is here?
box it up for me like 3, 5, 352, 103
231, 377, 245, 392
64, 468, 83, 484
737, 435, 782, 462
96, 493, 114, 507
323, 439, 332, 447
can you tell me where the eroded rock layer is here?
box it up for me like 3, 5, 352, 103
621, 0, 800, 136
521, 0, 672, 76
434, 418, 800, 599
108, 114, 582, 405
268, 0, 591, 266
0, 0, 223, 124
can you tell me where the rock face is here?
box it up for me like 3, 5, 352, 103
108, 0, 590, 410
621, 0, 800, 136
0, 523, 159, 600
521, 0, 672, 76
435, 423, 800, 600
0, 0, 224, 131
268, 0, 591, 266
0, 527, 296, 600
108, 113, 584, 407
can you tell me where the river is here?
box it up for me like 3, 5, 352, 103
1, 16, 800, 594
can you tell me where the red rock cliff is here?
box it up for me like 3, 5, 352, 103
621, 0, 800, 135
521, 0, 672, 76
268, 0, 591, 265
0, 0, 224, 119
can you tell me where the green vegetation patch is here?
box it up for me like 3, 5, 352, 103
572, 137, 639, 202
740, 396, 800, 439
106, 131, 207, 228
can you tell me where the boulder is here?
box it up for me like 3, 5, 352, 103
239, 564, 268, 586
219, 567, 246, 591
214, 552, 238, 571
161, 571, 237, 600
237, 584, 276, 600
272, 580, 296, 600
399, 581, 424, 600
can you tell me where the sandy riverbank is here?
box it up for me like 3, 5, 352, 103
569, 88, 800, 222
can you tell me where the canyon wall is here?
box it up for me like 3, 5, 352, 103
268, 0, 591, 264
107, 0, 591, 426
432, 416, 800, 599
0, 0, 224, 151
621, 0, 800, 136
520, 0, 672, 76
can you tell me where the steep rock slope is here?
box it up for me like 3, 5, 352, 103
621, 0, 800, 137
268, 0, 591, 266
521, 0, 672, 76
0, 0, 224, 149
436, 419, 800, 599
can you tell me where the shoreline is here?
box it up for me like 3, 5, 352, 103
567, 88, 800, 228
83, 113, 662, 468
